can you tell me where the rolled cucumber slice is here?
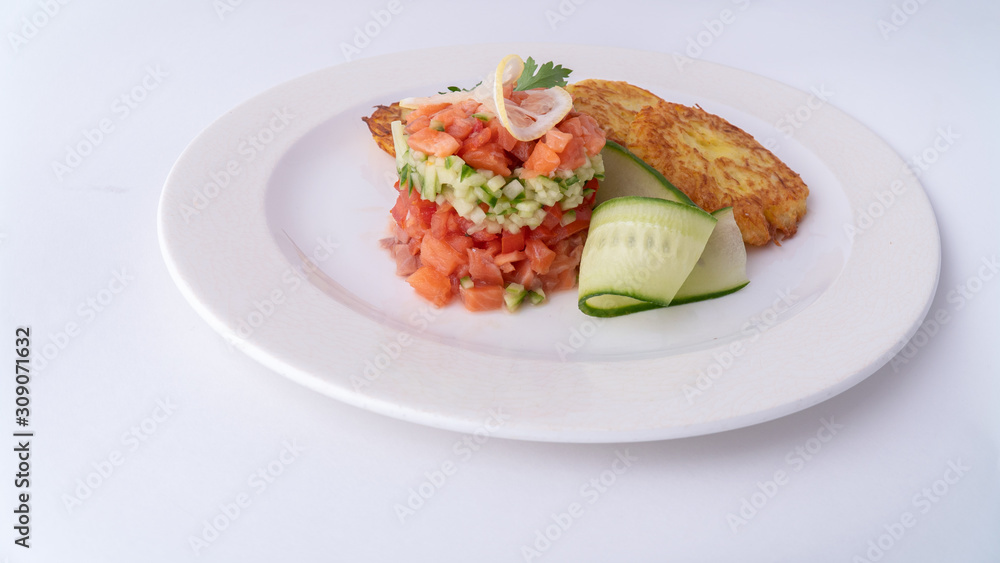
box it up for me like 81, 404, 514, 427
673, 207, 750, 305
596, 140, 696, 207
578, 196, 717, 317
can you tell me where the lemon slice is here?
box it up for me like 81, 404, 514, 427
400, 54, 573, 142
491, 55, 573, 142
398, 90, 477, 109
399, 56, 517, 110
496, 87, 574, 142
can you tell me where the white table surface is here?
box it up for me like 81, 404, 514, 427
2, 1, 998, 561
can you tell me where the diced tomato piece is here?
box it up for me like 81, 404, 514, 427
407, 128, 461, 157
544, 129, 572, 152
557, 137, 587, 170
467, 248, 504, 286
406, 102, 451, 122
410, 196, 436, 229
524, 141, 560, 175
407, 266, 453, 307
501, 229, 526, 253
550, 219, 590, 243
460, 143, 511, 176
581, 179, 599, 209
390, 190, 409, 225
525, 239, 557, 274
494, 250, 527, 267
460, 285, 505, 312
419, 235, 466, 276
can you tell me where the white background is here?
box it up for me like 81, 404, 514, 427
2, 0, 999, 561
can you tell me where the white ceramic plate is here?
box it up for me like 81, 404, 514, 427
158, 44, 939, 443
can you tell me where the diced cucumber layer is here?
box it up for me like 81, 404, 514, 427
578, 197, 717, 317
504, 283, 528, 312
391, 120, 604, 234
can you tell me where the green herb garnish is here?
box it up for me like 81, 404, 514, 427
514, 57, 572, 91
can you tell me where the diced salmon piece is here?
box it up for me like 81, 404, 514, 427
468, 247, 504, 286
542, 205, 563, 229
506, 259, 537, 290
431, 106, 467, 127
471, 229, 499, 243
577, 113, 607, 156
460, 127, 492, 153
446, 233, 474, 254
406, 102, 451, 122
524, 142, 560, 175
544, 129, 572, 152
460, 285, 504, 312
392, 244, 420, 276
419, 235, 466, 276
460, 143, 511, 176
525, 239, 557, 274
407, 128, 461, 157
407, 266, 453, 307
490, 120, 519, 152
405, 115, 431, 134
557, 137, 587, 170
508, 140, 534, 163
557, 116, 585, 137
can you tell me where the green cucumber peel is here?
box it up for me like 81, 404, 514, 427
597, 140, 696, 207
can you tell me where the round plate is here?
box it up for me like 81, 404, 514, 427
157, 43, 940, 443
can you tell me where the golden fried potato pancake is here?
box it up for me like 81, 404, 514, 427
566, 79, 663, 146
626, 101, 808, 245
361, 103, 405, 157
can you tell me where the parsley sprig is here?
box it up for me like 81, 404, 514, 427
437, 57, 572, 94
514, 57, 572, 91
